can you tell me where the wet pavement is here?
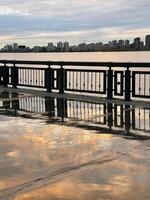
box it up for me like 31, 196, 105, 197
0, 92, 150, 200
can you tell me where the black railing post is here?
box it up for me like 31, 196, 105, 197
59, 65, 65, 94
107, 66, 113, 99
125, 67, 131, 101
12, 64, 18, 88
45, 65, 52, 92
3, 63, 9, 87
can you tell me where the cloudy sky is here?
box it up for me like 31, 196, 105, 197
0, 0, 150, 47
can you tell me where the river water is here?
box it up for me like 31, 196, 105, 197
0, 51, 150, 62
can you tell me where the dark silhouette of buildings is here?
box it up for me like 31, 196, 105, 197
145, 35, 150, 49
0, 34, 150, 52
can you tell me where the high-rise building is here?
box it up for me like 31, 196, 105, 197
63, 41, 69, 51
118, 40, 125, 48
145, 35, 150, 48
112, 40, 118, 48
140, 41, 144, 48
125, 40, 130, 47
134, 37, 140, 49
13, 43, 18, 51
57, 41, 63, 51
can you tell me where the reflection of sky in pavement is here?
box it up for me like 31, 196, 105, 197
0, 115, 150, 200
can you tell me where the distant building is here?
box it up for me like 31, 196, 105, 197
18, 45, 27, 52
48, 42, 53, 47
69, 45, 79, 52
57, 41, 63, 51
140, 41, 144, 48
108, 41, 113, 48
125, 40, 130, 47
13, 43, 18, 51
118, 40, 125, 48
33, 46, 41, 52
63, 41, 69, 52
145, 35, 150, 49
47, 42, 53, 51
3, 44, 12, 51
112, 40, 118, 48
134, 37, 140, 49
78, 43, 87, 51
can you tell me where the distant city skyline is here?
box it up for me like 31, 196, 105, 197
1, 34, 149, 48
1, 35, 150, 52
0, 0, 150, 48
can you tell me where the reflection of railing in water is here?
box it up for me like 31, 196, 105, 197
0, 92, 150, 136
0, 60, 150, 100
132, 107, 150, 132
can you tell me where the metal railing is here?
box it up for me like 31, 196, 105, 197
0, 60, 150, 100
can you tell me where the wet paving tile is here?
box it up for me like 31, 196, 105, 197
0, 92, 150, 200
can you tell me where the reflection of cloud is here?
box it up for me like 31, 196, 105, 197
6, 150, 20, 158
0, 179, 26, 190
0, 117, 114, 192
0, 114, 150, 199
13, 173, 149, 200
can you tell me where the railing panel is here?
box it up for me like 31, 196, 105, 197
52, 69, 59, 90
18, 67, 45, 88
132, 71, 150, 98
65, 69, 106, 94
114, 71, 124, 96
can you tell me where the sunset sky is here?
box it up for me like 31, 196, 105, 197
0, 0, 150, 47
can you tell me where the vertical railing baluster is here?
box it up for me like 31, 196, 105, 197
107, 66, 113, 99
87, 71, 89, 91
125, 67, 131, 101
144, 74, 146, 96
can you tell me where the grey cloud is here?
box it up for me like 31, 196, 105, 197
0, 0, 150, 46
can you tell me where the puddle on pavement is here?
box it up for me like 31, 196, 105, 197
0, 91, 150, 200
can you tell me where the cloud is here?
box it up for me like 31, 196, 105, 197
0, 0, 150, 46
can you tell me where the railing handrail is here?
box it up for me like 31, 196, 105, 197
0, 60, 150, 67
